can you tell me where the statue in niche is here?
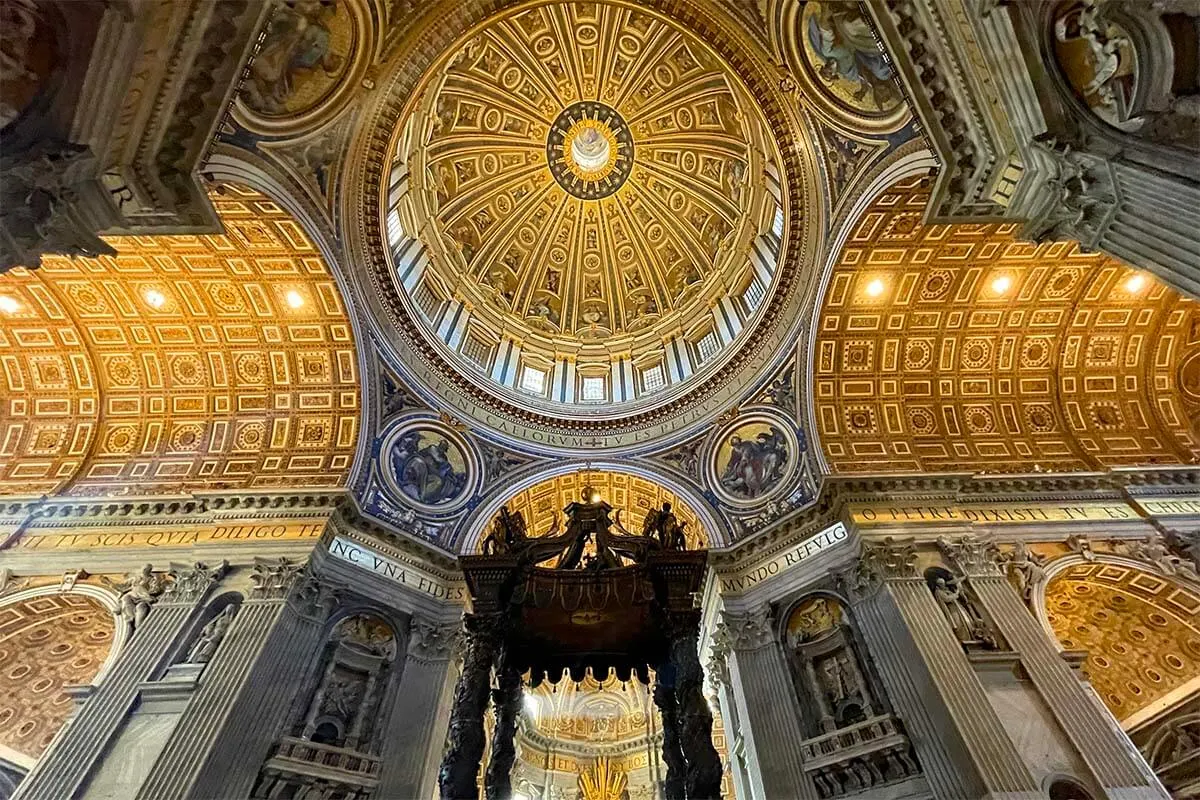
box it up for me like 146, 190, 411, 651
187, 605, 238, 664
786, 596, 874, 733
932, 576, 995, 648
105, 564, 166, 629
319, 675, 363, 722
482, 505, 528, 555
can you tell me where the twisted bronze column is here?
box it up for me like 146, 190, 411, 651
438, 614, 500, 800
483, 647, 523, 800
670, 619, 723, 800
653, 670, 688, 800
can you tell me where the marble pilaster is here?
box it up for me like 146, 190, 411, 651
942, 536, 1168, 799
375, 618, 461, 800
175, 560, 339, 800
848, 537, 1040, 798
13, 565, 211, 800
721, 605, 816, 800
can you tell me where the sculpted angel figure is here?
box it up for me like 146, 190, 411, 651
482, 505, 527, 555
105, 564, 165, 629
1005, 541, 1047, 606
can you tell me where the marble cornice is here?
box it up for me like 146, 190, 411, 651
328, 503, 460, 575
9, 490, 348, 531
711, 467, 1198, 567
516, 721, 662, 760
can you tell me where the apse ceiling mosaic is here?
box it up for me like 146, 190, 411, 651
0, 185, 360, 496
814, 175, 1200, 474
387, 1, 782, 417
1046, 563, 1200, 726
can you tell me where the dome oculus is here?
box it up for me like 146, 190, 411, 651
547, 101, 634, 199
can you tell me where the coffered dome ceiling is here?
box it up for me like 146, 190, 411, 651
355, 0, 817, 451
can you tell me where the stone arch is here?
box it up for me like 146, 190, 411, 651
1037, 557, 1200, 728
812, 173, 1200, 474
0, 584, 124, 774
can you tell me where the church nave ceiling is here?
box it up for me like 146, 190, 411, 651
0, 185, 361, 497
814, 174, 1200, 474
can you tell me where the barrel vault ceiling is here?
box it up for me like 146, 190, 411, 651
0, 185, 361, 497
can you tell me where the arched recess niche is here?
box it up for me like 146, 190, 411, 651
1034, 556, 1200, 730
457, 463, 727, 554
0, 585, 125, 776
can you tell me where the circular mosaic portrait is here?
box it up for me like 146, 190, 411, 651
380, 420, 478, 513
236, 0, 370, 135
708, 411, 801, 506
793, 0, 905, 127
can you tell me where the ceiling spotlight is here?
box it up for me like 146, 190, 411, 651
143, 289, 166, 308
590, 492, 601, 503
1124, 273, 1146, 293
865, 278, 885, 297
990, 275, 1012, 295
285, 290, 305, 309
0, 296, 20, 314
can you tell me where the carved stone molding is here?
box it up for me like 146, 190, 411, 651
721, 606, 775, 652
936, 534, 1002, 577
0, 142, 115, 272
248, 557, 307, 601
407, 617, 463, 663
705, 622, 733, 690
160, 560, 229, 605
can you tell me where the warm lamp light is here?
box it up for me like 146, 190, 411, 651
285, 289, 305, 309
865, 278, 885, 297
143, 289, 166, 308
0, 296, 19, 314
1125, 273, 1146, 293
990, 275, 1012, 295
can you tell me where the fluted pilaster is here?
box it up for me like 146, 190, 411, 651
181, 560, 338, 800
970, 574, 1167, 798
887, 578, 1039, 795
376, 619, 460, 800
848, 584, 982, 799
721, 606, 814, 800
14, 603, 193, 800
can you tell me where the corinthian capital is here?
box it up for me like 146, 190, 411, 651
408, 617, 463, 663
937, 534, 1002, 577
721, 605, 775, 651
160, 560, 229, 604
248, 556, 307, 600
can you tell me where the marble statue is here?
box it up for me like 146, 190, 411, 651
933, 577, 990, 646
107, 564, 165, 629
187, 605, 238, 664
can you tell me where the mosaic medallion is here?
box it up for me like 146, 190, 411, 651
546, 101, 634, 200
